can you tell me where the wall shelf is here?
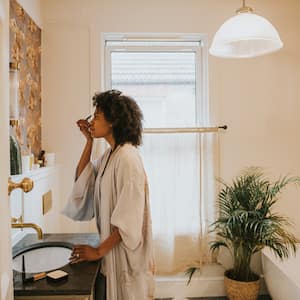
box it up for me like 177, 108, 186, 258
10, 166, 57, 182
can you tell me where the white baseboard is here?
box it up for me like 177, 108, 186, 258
154, 264, 268, 299
154, 264, 226, 298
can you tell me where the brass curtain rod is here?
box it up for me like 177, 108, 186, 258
143, 125, 227, 134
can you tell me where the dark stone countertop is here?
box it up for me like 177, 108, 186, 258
13, 233, 103, 297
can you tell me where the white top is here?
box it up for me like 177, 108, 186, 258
63, 143, 155, 300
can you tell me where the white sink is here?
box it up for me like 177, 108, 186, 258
13, 245, 72, 273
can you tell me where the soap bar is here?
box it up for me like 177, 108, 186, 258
47, 270, 68, 280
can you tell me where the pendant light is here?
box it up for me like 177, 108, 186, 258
209, 0, 283, 58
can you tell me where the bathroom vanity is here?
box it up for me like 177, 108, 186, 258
13, 233, 104, 300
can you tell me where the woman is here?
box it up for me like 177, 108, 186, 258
63, 90, 155, 300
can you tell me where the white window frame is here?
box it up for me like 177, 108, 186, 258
101, 33, 218, 298
102, 33, 212, 237
103, 33, 209, 128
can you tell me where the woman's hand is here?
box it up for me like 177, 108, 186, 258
69, 244, 102, 264
76, 119, 92, 141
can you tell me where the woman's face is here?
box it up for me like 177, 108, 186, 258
89, 109, 113, 139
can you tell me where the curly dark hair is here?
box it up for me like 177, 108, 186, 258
92, 90, 143, 146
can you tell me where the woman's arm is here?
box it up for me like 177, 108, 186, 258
69, 228, 122, 263
76, 139, 93, 179
97, 228, 122, 257
62, 119, 95, 221
76, 119, 93, 179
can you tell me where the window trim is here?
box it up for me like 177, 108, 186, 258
103, 33, 209, 128
103, 33, 213, 240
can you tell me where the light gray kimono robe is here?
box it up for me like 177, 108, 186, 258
63, 143, 155, 300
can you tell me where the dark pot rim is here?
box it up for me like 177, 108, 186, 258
225, 269, 260, 283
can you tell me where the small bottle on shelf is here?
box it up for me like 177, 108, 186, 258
9, 124, 22, 175
38, 150, 46, 167
27, 144, 34, 171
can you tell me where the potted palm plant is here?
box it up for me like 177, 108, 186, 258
186, 167, 299, 300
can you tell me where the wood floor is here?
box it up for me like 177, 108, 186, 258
155, 296, 272, 300
188, 296, 271, 300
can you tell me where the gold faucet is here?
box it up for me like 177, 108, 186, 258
9, 178, 42, 239
11, 216, 43, 240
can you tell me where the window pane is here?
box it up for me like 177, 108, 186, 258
110, 50, 201, 234
111, 52, 197, 128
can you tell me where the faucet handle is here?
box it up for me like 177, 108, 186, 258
8, 177, 34, 195
11, 216, 23, 223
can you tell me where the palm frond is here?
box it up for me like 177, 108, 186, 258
185, 267, 198, 285
210, 240, 229, 253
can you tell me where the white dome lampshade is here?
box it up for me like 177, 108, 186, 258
209, 1, 283, 58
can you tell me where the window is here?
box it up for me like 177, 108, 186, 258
104, 34, 212, 274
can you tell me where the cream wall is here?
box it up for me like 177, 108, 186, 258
41, 0, 300, 238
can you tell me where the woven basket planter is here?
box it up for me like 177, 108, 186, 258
224, 270, 260, 300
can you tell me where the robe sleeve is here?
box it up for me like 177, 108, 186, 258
110, 152, 145, 251
62, 160, 97, 221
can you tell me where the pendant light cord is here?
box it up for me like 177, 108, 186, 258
236, 0, 253, 14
